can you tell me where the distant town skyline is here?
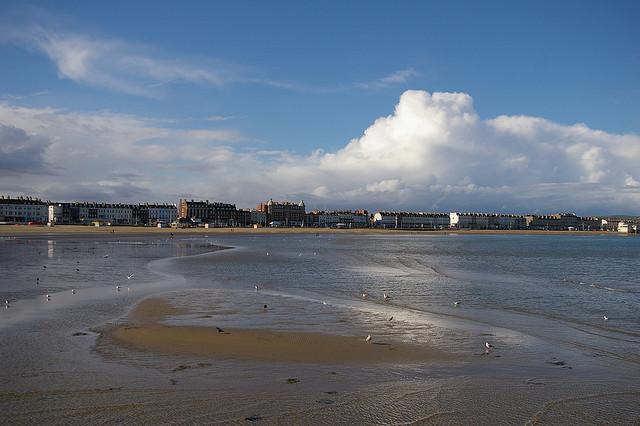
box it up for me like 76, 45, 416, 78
1, 2, 639, 215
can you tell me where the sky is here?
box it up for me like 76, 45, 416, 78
0, 1, 639, 214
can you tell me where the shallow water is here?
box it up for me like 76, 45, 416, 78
1, 232, 639, 424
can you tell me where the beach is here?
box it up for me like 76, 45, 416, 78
0, 223, 625, 236
1, 231, 639, 424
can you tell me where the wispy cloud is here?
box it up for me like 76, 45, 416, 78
1, 10, 418, 97
205, 115, 240, 122
356, 68, 419, 89
4, 24, 233, 97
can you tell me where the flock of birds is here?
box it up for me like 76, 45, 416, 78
253, 249, 617, 354
2, 254, 135, 307
3, 246, 616, 356
255, 250, 502, 352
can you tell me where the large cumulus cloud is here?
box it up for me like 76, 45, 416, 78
0, 90, 639, 214
268, 90, 640, 213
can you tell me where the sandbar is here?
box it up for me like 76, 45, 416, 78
105, 297, 453, 365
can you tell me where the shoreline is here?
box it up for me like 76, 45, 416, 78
0, 224, 630, 237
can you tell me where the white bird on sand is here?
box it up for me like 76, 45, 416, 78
383, 292, 390, 300
71, 289, 76, 294
454, 301, 460, 306
127, 274, 134, 280
116, 285, 121, 291
104, 254, 109, 258
322, 301, 327, 305
46, 294, 51, 300
4, 300, 9, 305
365, 335, 372, 344
485, 342, 493, 351
603, 315, 609, 321
266, 252, 270, 256
362, 293, 368, 298
255, 285, 259, 291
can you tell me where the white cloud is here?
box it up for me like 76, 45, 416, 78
205, 115, 239, 122
356, 68, 419, 89
1, 90, 639, 214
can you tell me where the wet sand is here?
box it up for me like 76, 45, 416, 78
106, 297, 452, 365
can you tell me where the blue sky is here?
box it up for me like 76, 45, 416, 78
0, 1, 639, 213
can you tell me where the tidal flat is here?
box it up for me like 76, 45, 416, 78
1, 232, 639, 424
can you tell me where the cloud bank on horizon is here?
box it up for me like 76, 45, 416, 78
1, 89, 639, 214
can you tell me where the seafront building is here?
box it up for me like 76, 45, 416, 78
178, 199, 237, 227
1, 194, 637, 232
525, 213, 600, 231
306, 210, 369, 228
0, 196, 48, 224
372, 211, 450, 229
449, 212, 527, 230
47, 202, 177, 226
142, 203, 178, 225
250, 210, 267, 226
256, 199, 306, 227
49, 202, 136, 225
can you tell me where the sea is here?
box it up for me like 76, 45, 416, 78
1, 232, 639, 424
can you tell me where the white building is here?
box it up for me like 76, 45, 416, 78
48, 202, 134, 225
618, 222, 632, 233
0, 196, 48, 223
307, 210, 369, 228
372, 212, 449, 229
450, 212, 526, 230
146, 204, 178, 225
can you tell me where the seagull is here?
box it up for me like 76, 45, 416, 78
216, 327, 225, 333
127, 274, 134, 280
46, 294, 51, 300
362, 293, 368, 298
71, 289, 76, 294
365, 335, 372, 344
116, 285, 121, 291
4, 300, 9, 305
298, 253, 302, 257
388, 316, 394, 321
454, 301, 460, 306
322, 301, 328, 305
255, 285, 259, 291
266, 252, 270, 256
485, 342, 493, 351
383, 292, 390, 300
103, 254, 109, 258
603, 315, 609, 321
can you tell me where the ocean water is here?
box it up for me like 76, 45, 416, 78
1, 232, 639, 424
